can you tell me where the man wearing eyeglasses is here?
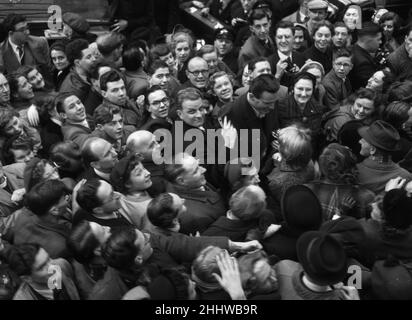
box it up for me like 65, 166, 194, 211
322, 49, 353, 110
180, 56, 215, 104
140, 86, 173, 133
0, 14, 52, 83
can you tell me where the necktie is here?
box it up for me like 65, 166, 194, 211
16, 46, 23, 62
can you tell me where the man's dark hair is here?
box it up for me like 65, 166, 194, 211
4, 243, 41, 276
55, 92, 77, 114
65, 39, 90, 64
333, 21, 349, 33
151, 43, 172, 59
0, 108, 19, 136
93, 104, 122, 126
2, 134, 33, 165
7, 71, 25, 101
99, 70, 123, 92
333, 48, 353, 61
68, 221, 100, 264
89, 60, 111, 81
248, 57, 270, 73
145, 85, 167, 106
122, 46, 144, 72
248, 9, 270, 26
249, 74, 280, 99
102, 227, 138, 269
76, 178, 104, 212
147, 59, 169, 76
49, 40, 67, 54
25, 180, 67, 217
3, 14, 26, 33
388, 80, 412, 103
147, 193, 178, 229
274, 20, 294, 35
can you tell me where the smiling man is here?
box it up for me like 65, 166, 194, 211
269, 20, 305, 87
57, 92, 94, 149
239, 9, 276, 70
99, 70, 143, 128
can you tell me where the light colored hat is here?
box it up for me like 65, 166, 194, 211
307, 0, 328, 10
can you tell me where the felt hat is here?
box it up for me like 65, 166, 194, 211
358, 120, 401, 152
383, 189, 412, 230
337, 119, 363, 156
297, 231, 348, 286
282, 185, 323, 233
62, 12, 90, 34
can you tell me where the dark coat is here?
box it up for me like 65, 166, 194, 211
277, 94, 326, 156
303, 45, 333, 74
224, 94, 280, 170
349, 44, 380, 91
107, 0, 157, 37
202, 216, 260, 241
73, 208, 133, 229
61, 119, 94, 149
39, 118, 63, 155
268, 50, 306, 87
388, 43, 412, 82
0, 36, 52, 81
59, 68, 92, 103
359, 219, 412, 266
11, 211, 71, 259
166, 183, 226, 235
84, 88, 103, 116
238, 35, 276, 69
54, 66, 70, 91
322, 70, 352, 110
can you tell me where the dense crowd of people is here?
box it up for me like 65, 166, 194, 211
0, 0, 412, 300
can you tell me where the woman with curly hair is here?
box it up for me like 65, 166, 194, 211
306, 143, 375, 220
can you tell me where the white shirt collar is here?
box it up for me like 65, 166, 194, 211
9, 38, 24, 62
94, 169, 111, 181
278, 50, 291, 62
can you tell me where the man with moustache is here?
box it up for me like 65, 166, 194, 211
306, 0, 328, 36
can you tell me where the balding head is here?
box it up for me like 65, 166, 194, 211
186, 57, 209, 89
82, 137, 118, 172
126, 130, 159, 161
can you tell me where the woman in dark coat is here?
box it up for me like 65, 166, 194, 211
277, 72, 327, 157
